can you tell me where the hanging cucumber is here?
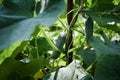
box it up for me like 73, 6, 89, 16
85, 17, 93, 43
52, 31, 66, 59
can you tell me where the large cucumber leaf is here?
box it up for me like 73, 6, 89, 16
43, 60, 92, 80
79, 49, 96, 68
0, 0, 35, 28
0, 0, 66, 50
88, 37, 120, 80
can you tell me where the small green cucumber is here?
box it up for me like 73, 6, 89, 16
85, 17, 93, 43
52, 31, 66, 59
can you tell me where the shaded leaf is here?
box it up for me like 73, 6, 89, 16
21, 75, 34, 80
30, 37, 52, 56
87, 12, 120, 25
88, 37, 120, 80
99, 30, 120, 51
86, 1, 120, 26
90, 0, 114, 11
79, 49, 96, 68
99, 24, 120, 33
0, 56, 46, 80
3, 0, 35, 12
0, 0, 35, 28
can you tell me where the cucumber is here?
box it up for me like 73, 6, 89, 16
52, 31, 66, 59
85, 17, 93, 43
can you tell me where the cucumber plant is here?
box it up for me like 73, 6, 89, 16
0, 0, 120, 80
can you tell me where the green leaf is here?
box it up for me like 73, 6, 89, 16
21, 75, 34, 80
88, 37, 120, 80
43, 60, 92, 80
88, 37, 120, 55
0, 56, 46, 80
90, 0, 114, 11
30, 37, 52, 56
79, 49, 96, 68
0, 0, 66, 50
3, 0, 35, 17
99, 25, 120, 33
99, 31, 120, 50
0, 19, 37, 51
39, 26, 59, 52
113, 0, 120, 4
37, 0, 66, 26
86, 0, 120, 26
0, 0, 35, 28
0, 0, 3, 5
0, 41, 28, 64
87, 12, 120, 25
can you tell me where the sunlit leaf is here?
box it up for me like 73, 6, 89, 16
0, 41, 28, 64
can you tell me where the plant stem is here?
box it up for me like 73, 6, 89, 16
39, 26, 60, 52
35, 37, 39, 58
66, 0, 73, 65
66, 0, 84, 65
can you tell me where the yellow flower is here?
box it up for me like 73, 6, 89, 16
34, 70, 44, 80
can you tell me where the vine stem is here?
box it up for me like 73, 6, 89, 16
65, 0, 73, 65
65, 0, 84, 65
39, 26, 60, 52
